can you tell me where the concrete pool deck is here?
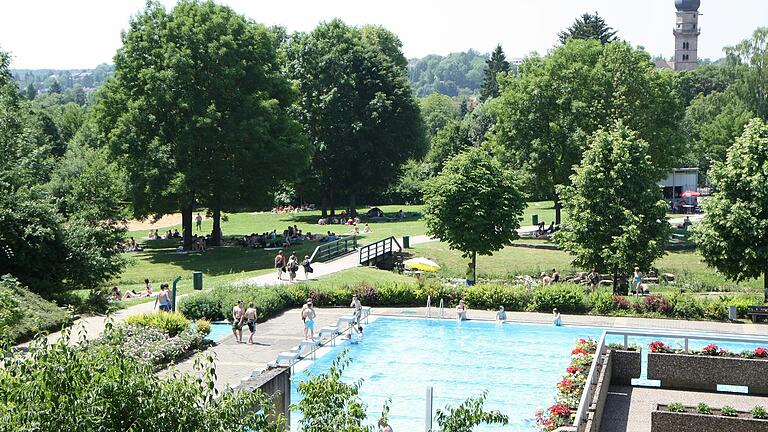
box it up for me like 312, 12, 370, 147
167, 306, 768, 392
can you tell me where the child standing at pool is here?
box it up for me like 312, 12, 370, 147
302, 300, 316, 340
553, 308, 562, 326
456, 299, 467, 322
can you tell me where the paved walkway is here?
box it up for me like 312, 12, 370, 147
600, 385, 768, 432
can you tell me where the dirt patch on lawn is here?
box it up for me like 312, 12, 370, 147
127, 214, 206, 232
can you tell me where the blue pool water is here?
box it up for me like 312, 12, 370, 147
290, 317, 766, 431
207, 322, 233, 342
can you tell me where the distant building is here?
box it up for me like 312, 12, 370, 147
659, 168, 699, 199
672, 0, 701, 71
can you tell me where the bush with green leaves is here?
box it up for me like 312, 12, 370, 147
195, 319, 212, 336
752, 406, 768, 419
0, 275, 70, 343
0, 330, 283, 431
670, 294, 706, 319
463, 284, 531, 311
586, 289, 615, 315
697, 403, 712, 415
667, 403, 686, 412
720, 405, 738, 417
432, 391, 509, 432
529, 284, 586, 313
94, 323, 208, 366
125, 311, 191, 337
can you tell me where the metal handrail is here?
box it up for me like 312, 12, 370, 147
572, 329, 768, 431
309, 236, 357, 263
358, 236, 402, 265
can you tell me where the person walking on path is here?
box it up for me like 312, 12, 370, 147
275, 250, 286, 280
243, 302, 258, 344
302, 255, 313, 280
154, 283, 171, 312
195, 213, 203, 231
302, 300, 316, 340
232, 300, 245, 343
287, 252, 299, 282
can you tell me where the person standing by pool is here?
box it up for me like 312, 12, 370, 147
232, 300, 245, 343
465, 262, 475, 286
244, 302, 258, 344
302, 300, 316, 340
274, 250, 285, 281
154, 283, 171, 312
495, 305, 507, 323
553, 308, 562, 326
456, 299, 467, 322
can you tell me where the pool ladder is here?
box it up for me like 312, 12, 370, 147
425, 296, 444, 318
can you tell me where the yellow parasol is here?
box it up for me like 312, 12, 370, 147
403, 257, 441, 272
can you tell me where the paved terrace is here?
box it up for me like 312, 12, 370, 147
167, 306, 768, 392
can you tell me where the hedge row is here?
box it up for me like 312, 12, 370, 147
178, 280, 761, 322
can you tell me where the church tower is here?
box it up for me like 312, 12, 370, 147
673, 0, 701, 71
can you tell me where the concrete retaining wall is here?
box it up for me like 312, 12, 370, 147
651, 410, 768, 432
647, 353, 768, 394
609, 349, 641, 385
239, 367, 291, 424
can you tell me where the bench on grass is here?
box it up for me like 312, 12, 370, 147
747, 306, 768, 323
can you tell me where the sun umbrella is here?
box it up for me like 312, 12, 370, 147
681, 191, 701, 197
403, 257, 441, 272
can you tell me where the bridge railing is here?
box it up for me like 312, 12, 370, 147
359, 236, 401, 265
309, 236, 357, 263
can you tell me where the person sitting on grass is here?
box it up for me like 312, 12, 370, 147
363, 223, 371, 233
551, 268, 560, 283
111, 286, 122, 301
541, 272, 552, 286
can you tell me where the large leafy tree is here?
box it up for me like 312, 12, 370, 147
695, 118, 768, 302
555, 123, 669, 290
681, 89, 753, 183
286, 20, 425, 215
480, 44, 510, 101
420, 93, 459, 141
558, 12, 617, 45
423, 145, 525, 280
491, 39, 684, 223
677, 63, 734, 106
97, 0, 307, 248
725, 27, 768, 120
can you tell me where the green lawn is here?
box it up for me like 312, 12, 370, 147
409, 242, 763, 292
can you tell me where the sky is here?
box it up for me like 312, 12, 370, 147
1, 0, 766, 69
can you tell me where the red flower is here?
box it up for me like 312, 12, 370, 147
548, 402, 571, 418
755, 347, 768, 358
649, 341, 671, 353
571, 347, 588, 356
566, 365, 581, 374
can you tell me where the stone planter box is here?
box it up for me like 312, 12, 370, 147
652, 407, 768, 432
647, 352, 768, 394
609, 349, 641, 385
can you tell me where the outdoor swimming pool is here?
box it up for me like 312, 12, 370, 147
289, 317, 765, 431
206, 322, 233, 342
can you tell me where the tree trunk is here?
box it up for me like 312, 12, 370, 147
612, 267, 618, 294
349, 193, 357, 217
472, 251, 477, 284
210, 208, 222, 246
554, 197, 562, 226
321, 194, 328, 218
182, 204, 194, 251
764, 272, 767, 304
330, 189, 336, 216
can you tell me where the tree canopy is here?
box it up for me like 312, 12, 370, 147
695, 118, 768, 301
725, 27, 768, 120
491, 39, 684, 219
480, 44, 510, 101
285, 19, 424, 215
408, 50, 487, 97
558, 12, 617, 45
555, 122, 669, 286
423, 145, 525, 278
97, 0, 307, 248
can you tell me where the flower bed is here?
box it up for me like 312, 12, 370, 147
652, 404, 768, 432
94, 323, 211, 368
647, 342, 768, 394
534, 338, 597, 431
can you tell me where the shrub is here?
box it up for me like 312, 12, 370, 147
125, 311, 190, 337
697, 403, 712, 414
529, 284, 586, 313
377, 282, 421, 306
0, 275, 70, 343
720, 405, 737, 417
667, 403, 685, 412
586, 290, 614, 315
644, 295, 673, 315
612, 294, 630, 310
178, 293, 223, 321
464, 284, 530, 311
752, 406, 768, 419
95, 324, 208, 366
195, 319, 211, 336
703, 300, 728, 321
671, 295, 705, 319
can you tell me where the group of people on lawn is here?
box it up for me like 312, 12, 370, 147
110, 279, 173, 311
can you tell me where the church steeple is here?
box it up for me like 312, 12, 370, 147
673, 0, 700, 71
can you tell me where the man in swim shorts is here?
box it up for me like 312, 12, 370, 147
302, 300, 316, 340
232, 300, 244, 343
244, 302, 258, 344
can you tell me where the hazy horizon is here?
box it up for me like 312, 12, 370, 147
1, 0, 765, 69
